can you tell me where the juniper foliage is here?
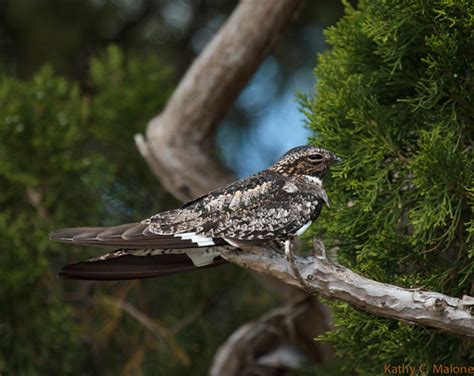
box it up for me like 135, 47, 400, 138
0, 47, 277, 374
305, 0, 473, 373
0, 46, 174, 373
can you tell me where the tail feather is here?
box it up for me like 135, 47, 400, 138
51, 223, 230, 280
60, 252, 227, 281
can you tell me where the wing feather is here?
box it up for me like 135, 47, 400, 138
49, 224, 227, 248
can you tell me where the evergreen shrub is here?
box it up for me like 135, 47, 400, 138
306, 0, 473, 373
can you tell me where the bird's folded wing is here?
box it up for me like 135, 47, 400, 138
49, 223, 227, 248
148, 173, 318, 241
50, 171, 325, 247
196, 189, 320, 241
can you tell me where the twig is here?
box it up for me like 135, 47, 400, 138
170, 301, 206, 335
285, 240, 312, 292
26, 187, 50, 221
99, 296, 191, 365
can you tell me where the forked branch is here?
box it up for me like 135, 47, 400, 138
134, 0, 473, 346
136, 0, 304, 201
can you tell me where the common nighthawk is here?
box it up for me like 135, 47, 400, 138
50, 145, 340, 280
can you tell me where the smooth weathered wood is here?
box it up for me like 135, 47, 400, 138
135, 1, 336, 372
219, 245, 474, 337
134, 0, 473, 358
136, 0, 304, 202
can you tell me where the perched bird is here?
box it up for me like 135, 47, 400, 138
50, 145, 340, 280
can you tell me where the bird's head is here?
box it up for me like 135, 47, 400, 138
270, 145, 341, 179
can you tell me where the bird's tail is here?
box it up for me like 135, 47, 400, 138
59, 249, 227, 281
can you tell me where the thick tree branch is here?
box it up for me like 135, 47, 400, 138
132, 0, 473, 365
135, 1, 336, 371
219, 244, 474, 338
136, 0, 304, 201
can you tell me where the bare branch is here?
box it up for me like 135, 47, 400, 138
210, 296, 331, 376
136, 0, 304, 201
99, 296, 191, 365
219, 244, 474, 338
285, 239, 312, 291
134, 0, 336, 370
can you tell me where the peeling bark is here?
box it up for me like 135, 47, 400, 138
135, 0, 335, 372
134, 0, 471, 370
219, 244, 474, 338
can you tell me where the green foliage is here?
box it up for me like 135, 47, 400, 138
0, 65, 99, 373
306, 0, 473, 373
0, 46, 278, 375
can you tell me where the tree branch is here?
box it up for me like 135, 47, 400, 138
132, 0, 473, 363
134, 1, 337, 371
219, 243, 474, 338
210, 295, 331, 376
136, 0, 304, 201
99, 296, 191, 365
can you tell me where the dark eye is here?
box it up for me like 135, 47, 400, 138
307, 154, 323, 162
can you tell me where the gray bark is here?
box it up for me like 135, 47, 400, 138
135, 0, 474, 373
219, 244, 474, 338
135, 0, 332, 373
136, 0, 304, 202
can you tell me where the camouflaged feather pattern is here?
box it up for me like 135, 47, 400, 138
145, 170, 327, 241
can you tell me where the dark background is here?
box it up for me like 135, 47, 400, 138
0, 1, 346, 374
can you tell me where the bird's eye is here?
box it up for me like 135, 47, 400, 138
307, 154, 323, 162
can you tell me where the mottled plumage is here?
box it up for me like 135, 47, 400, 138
50, 145, 340, 280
